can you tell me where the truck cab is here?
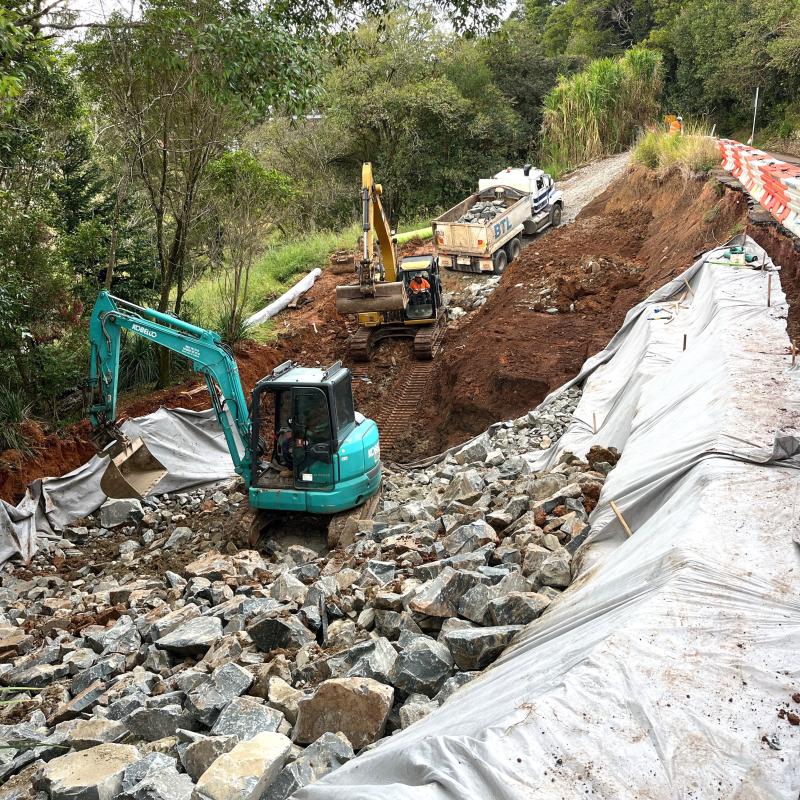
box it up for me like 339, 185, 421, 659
249, 361, 381, 514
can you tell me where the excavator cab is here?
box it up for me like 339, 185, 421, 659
249, 361, 380, 513
400, 256, 443, 321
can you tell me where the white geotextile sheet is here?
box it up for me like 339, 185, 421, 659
244, 267, 322, 328
0, 407, 235, 564
299, 236, 800, 799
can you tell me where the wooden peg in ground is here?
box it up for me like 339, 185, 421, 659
609, 500, 633, 538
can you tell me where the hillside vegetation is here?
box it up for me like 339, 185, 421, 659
1, 0, 799, 452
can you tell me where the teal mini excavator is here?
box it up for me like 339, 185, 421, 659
87, 292, 382, 542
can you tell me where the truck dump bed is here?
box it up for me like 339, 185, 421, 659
433, 185, 531, 268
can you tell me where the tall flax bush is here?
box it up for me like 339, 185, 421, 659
541, 47, 662, 171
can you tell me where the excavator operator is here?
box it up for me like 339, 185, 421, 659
409, 273, 431, 303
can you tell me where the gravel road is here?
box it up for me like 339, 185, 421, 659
557, 152, 630, 223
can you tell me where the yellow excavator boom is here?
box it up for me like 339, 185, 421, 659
335, 162, 406, 314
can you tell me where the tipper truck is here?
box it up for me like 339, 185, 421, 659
433, 165, 562, 275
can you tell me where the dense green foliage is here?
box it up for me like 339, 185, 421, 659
1, 0, 800, 451
541, 46, 662, 171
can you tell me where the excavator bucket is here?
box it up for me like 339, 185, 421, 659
335, 281, 407, 314
100, 437, 168, 500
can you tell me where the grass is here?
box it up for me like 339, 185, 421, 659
633, 125, 720, 175
541, 46, 663, 173
184, 221, 433, 332
0, 387, 37, 457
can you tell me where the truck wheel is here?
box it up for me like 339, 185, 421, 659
550, 203, 562, 228
492, 249, 507, 275
506, 237, 522, 263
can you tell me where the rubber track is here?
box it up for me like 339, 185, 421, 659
376, 361, 437, 451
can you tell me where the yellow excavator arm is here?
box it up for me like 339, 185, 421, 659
335, 163, 407, 315
361, 162, 398, 282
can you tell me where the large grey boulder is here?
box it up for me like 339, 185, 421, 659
182, 736, 237, 782
246, 615, 314, 653
487, 592, 551, 626
155, 616, 222, 656
399, 694, 438, 729
209, 697, 284, 741
536, 550, 572, 588
443, 625, 523, 670
185, 663, 253, 726
125, 705, 200, 741
342, 637, 397, 684
391, 635, 453, 698
99, 498, 143, 528
263, 732, 354, 800
120, 757, 194, 800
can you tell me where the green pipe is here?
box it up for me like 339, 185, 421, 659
396, 226, 433, 244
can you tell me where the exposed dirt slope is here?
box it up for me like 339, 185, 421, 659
422, 167, 748, 454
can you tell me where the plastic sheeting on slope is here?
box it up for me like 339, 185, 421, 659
0, 407, 236, 566
244, 267, 322, 328
298, 236, 800, 800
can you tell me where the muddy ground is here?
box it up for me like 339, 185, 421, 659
3, 163, 799, 500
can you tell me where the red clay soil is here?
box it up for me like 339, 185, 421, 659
0, 243, 427, 503
5, 168, 800, 498
747, 223, 800, 346
423, 166, 749, 454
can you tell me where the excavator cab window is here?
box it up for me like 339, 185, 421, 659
292, 388, 334, 490
405, 269, 435, 320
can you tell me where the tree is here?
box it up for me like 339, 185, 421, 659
321, 12, 526, 221
206, 151, 294, 342
77, 0, 322, 385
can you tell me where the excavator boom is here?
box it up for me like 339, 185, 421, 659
335, 163, 407, 314
88, 292, 252, 497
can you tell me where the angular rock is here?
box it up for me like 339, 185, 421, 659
192, 732, 292, 800
294, 677, 394, 749
164, 527, 194, 550
391, 636, 453, 698
454, 435, 490, 466
537, 550, 572, 588
210, 697, 284, 741
443, 625, 523, 670
522, 544, 551, 578
399, 693, 438, 729
266, 677, 304, 725
155, 616, 222, 655
263, 732, 354, 800
247, 615, 314, 653
487, 592, 550, 626
408, 568, 470, 618
126, 705, 200, 741
434, 672, 477, 705
66, 718, 128, 750
442, 520, 497, 556
121, 758, 193, 800
442, 470, 484, 505
37, 743, 140, 800
335, 637, 396, 685
182, 736, 237, 783
99, 498, 143, 528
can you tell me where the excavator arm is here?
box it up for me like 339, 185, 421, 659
360, 162, 398, 284
88, 292, 253, 488
335, 163, 407, 314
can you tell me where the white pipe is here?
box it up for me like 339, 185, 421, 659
243, 267, 322, 328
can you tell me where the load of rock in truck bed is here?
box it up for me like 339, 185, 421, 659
455, 198, 508, 224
